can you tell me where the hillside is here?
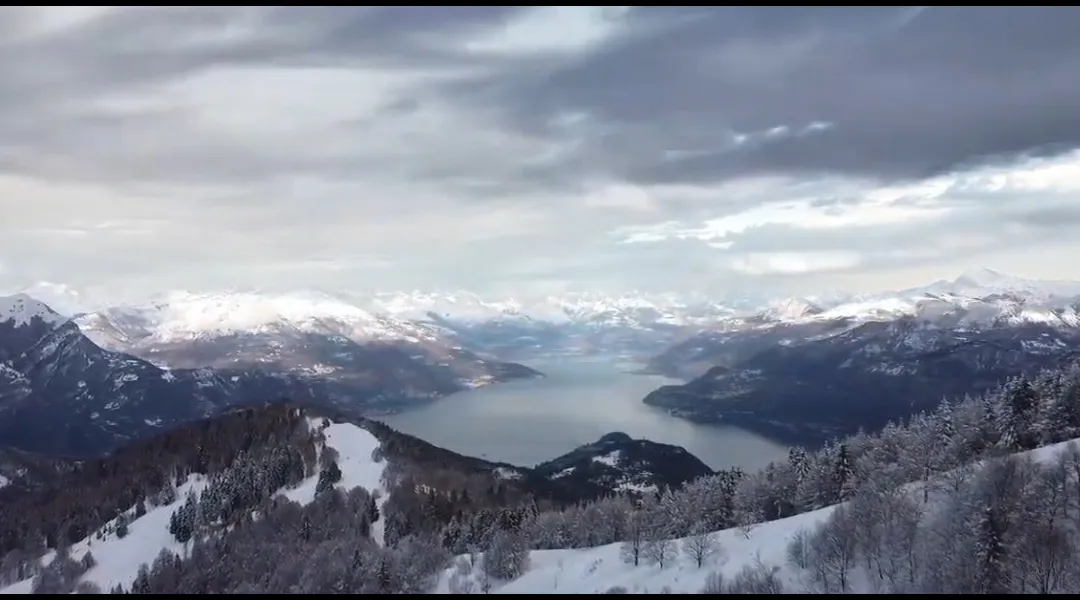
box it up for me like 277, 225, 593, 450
432, 364, 1080, 594
533, 432, 713, 494
644, 319, 1080, 446
0, 404, 711, 594
434, 440, 1077, 594
3, 360, 1080, 594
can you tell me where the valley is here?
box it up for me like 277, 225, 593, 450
4, 268, 1080, 457
3, 5, 1078, 594
4, 268, 1080, 595
380, 358, 789, 471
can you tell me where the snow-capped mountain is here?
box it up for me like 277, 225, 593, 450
0, 294, 66, 329
6, 269, 1080, 447
71, 291, 539, 392
633, 270, 1080, 446
915, 267, 1080, 302
644, 306, 1080, 447
762, 270, 1080, 328
643, 270, 1080, 379
0, 294, 538, 457
75, 290, 445, 347
61, 290, 736, 366
0, 304, 257, 456
21, 268, 1074, 364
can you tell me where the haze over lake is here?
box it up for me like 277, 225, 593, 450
380, 357, 789, 471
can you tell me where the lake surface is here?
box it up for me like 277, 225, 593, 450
380, 357, 789, 472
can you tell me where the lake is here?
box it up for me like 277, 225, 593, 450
380, 357, 789, 472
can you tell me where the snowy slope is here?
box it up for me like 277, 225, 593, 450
433, 438, 1080, 595
0, 474, 211, 595
440, 507, 833, 594
0, 420, 389, 595
282, 419, 390, 546
0, 294, 66, 327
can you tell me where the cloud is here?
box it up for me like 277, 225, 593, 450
0, 7, 1078, 304
455, 7, 632, 56
731, 252, 863, 276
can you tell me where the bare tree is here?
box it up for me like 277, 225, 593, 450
732, 483, 763, 540
807, 505, 858, 593
726, 557, 785, 594
73, 581, 102, 594
478, 565, 492, 595
1017, 522, 1073, 594
682, 530, 719, 568
447, 558, 477, 595
482, 529, 529, 581
644, 537, 678, 569
786, 528, 813, 570
939, 460, 975, 496
619, 510, 649, 567
699, 571, 725, 594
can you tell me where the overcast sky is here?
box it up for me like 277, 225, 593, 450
1, 7, 1079, 302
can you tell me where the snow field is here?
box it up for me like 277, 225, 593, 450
434, 437, 1080, 595
0, 420, 389, 594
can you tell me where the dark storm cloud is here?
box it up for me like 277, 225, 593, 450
0, 7, 603, 189
445, 6, 1080, 185
4, 6, 1079, 190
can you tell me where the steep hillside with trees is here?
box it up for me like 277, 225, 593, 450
5, 362, 1080, 593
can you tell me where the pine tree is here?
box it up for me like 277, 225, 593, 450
938, 400, 956, 440
973, 505, 1009, 594
169, 493, 198, 544
788, 447, 810, 483
367, 496, 380, 524
300, 515, 312, 542
315, 460, 343, 496
999, 376, 1040, 450
132, 564, 152, 594
834, 444, 855, 502
115, 513, 129, 539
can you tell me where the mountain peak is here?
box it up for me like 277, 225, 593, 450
954, 267, 1009, 287
759, 297, 823, 321
0, 294, 66, 328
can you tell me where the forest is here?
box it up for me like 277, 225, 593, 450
3, 364, 1080, 593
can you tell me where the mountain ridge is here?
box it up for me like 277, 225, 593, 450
0, 296, 540, 458
10, 268, 1079, 362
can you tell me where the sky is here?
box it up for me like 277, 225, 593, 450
1, 6, 1080, 303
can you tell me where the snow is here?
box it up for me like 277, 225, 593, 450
0, 294, 66, 328
760, 297, 822, 321
434, 437, 1080, 595
494, 467, 525, 481
0, 362, 27, 384
14, 268, 1080, 357
81, 290, 428, 344
435, 507, 836, 595
592, 451, 621, 467
0, 420, 390, 594
283, 419, 390, 546
0, 474, 211, 595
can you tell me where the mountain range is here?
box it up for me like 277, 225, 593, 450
0, 294, 539, 457
18, 268, 1080, 361
3, 268, 1080, 455
641, 270, 1080, 444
